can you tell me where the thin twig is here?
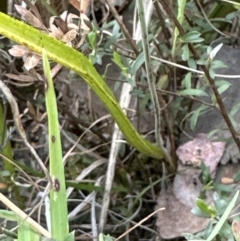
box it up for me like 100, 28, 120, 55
151, 54, 240, 78
0, 193, 51, 238
153, 1, 171, 48
195, 0, 229, 38
115, 207, 165, 241
0, 153, 39, 189
104, 0, 139, 56
0, 80, 51, 182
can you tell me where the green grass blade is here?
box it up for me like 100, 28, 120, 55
18, 221, 40, 241
42, 49, 68, 240
0, 103, 14, 174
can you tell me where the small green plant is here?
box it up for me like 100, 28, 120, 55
184, 191, 239, 241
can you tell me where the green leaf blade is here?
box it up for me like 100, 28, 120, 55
0, 12, 166, 161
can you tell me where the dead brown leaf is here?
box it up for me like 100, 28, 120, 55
6, 74, 35, 83
9, 45, 29, 57
24, 54, 41, 71
15, 4, 46, 30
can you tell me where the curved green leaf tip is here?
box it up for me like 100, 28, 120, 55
0, 12, 167, 161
